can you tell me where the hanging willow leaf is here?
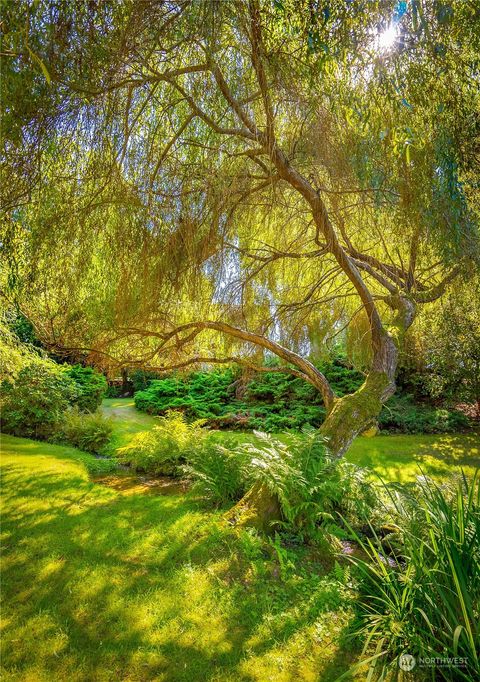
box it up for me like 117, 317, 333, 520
27, 45, 51, 84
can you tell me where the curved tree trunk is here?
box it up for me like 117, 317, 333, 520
226, 332, 400, 531
318, 369, 394, 456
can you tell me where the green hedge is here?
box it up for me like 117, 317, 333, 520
133, 358, 470, 434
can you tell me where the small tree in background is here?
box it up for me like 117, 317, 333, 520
422, 285, 480, 416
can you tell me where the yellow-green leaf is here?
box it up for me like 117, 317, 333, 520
27, 46, 51, 85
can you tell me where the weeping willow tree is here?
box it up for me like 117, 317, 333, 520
1, 0, 479, 525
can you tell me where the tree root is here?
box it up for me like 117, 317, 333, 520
224, 482, 281, 534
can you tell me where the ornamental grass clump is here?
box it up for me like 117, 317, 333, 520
346, 472, 480, 681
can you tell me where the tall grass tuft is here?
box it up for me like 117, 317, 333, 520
346, 472, 480, 681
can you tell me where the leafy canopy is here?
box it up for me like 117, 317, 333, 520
1, 0, 478, 382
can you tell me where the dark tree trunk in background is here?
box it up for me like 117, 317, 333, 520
121, 368, 131, 396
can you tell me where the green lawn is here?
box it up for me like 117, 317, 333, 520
0, 433, 356, 682
1, 400, 479, 681
102, 398, 159, 448
102, 398, 480, 483
346, 431, 480, 482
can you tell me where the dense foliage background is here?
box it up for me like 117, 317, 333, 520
131, 359, 471, 434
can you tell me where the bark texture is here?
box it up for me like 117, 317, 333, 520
225, 482, 282, 534
228, 330, 402, 531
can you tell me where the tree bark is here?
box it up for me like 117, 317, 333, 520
318, 368, 394, 456
226, 332, 400, 531
225, 481, 282, 533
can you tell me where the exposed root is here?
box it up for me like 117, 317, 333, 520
224, 482, 281, 534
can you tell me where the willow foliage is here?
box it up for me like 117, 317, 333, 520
1, 0, 478, 378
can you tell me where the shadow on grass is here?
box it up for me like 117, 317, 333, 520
1, 444, 358, 682
346, 432, 480, 483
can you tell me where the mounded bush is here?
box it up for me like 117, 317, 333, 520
105, 384, 122, 398
1, 359, 113, 455
133, 358, 469, 434
134, 370, 237, 419
130, 369, 162, 393
1, 362, 77, 439
133, 362, 344, 431
66, 364, 108, 412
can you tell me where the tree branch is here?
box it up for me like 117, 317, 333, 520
414, 265, 462, 303
145, 355, 314, 384
120, 320, 335, 410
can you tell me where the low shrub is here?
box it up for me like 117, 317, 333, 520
379, 394, 470, 433
0, 359, 113, 448
66, 364, 108, 412
133, 360, 469, 434
116, 410, 208, 475
1, 362, 77, 439
57, 408, 113, 455
133, 367, 332, 431
134, 370, 237, 419
347, 473, 480, 681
